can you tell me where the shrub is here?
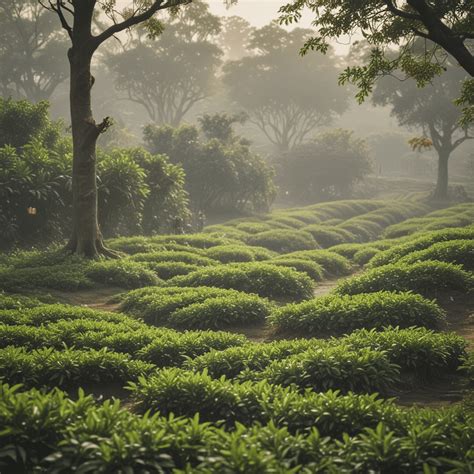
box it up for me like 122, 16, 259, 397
0, 292, 43, 310
168, 293, 271, 329
0, 264, 92, 291
335, 261, 474, 297
235, 222, 273, 234
268, 258, 324, 281
205, 245, 256, 263
167, 263, 314, 300
399, 239, 474, 271
250, 345, 399, 394
277, 250, 352, 276
85, 260, 161, 289
150, 233, 238, 249
368, 226, 474, 267
269, 215, 307, 229
270, 291, 445, 335
353, 247, 381, 265
137, 331, 248, 367
144, 261, 200, 280
304, 225, 357, 247
0, 346, 155, 389
130, 250, 216, 266
246, 229, 318, 253
0, 304, 142, 329
342, 327, 466, 378
121, 286, 252, 325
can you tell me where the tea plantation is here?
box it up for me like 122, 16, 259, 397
1, 199, 473, 472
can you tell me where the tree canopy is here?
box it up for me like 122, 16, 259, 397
223, 23, 348, 151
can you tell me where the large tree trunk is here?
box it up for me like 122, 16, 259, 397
433, 150, 450, 200
65, 46, 115, 258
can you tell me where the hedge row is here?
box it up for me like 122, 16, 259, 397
270, 291, 445, 335
1, 383, 472, 473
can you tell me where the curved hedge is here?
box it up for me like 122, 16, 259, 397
0, 346, 155, 389
121, 287, 255, 326
270, 291, 445, 335
399, 239, 474, 271
369, 227, 474, 268
269, 258, 324, 281
304, 225, 355, 248
249, 345, 399, 394
335, 261, 474, 297
161, 294, 271, 330
130, 250, 216, 266
277, 250, 352, 276
143, 261, 200, 280
167, 263, 314, 300
86, 260, 160, 289
205, 245, 256, 263
246, 230, 318, 253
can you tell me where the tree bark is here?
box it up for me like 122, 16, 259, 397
433, 150, 450, 200
64, 46, 116, 258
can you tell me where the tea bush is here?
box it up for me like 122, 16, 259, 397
352, 247, 381, 265
249, 345, 399, 394
268, 258, 324, 281
335, 261, 474, 297
246, 229, 318, 253
85, 260, 161, 289
130, 250, 216, 266
399, 239, 474, 271
369, 227, 474, 267
270, 291, 445, 335
277, 250, 352, 276
120, 286, 261, 326
168, 263, 314, 300
145, 261, 201, 280
0, 264, 93, 291
205, 245, 256, 263
303, 225, 356, 247
0, 292, 43, 310
150, 233, 238, 249
162, 293, 271, 330
0, 346, 155, 389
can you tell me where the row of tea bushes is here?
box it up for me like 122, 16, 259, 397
121, 286, 272, 330
335, 260, 474, 297
166, 262, 315, 300
383, 203, 474, 238
269, 291, 446, 336
368, 226, 474, 268
1, 382, 472, 473
186, 327, 466, 381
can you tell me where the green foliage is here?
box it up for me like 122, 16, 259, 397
144, 121, 275, 214
0, 292, 43, 310
85, 260, 161, 289
246, 229, 318, 253
369, 226, 474, 267
270, 291, 445, 335
130, 250, 215, 266
353, 247, 381, 265
277, 250, 352, 276
144, 261, 200, 280
169, 294, 270, 330
150, 233, 238, 249
167, 263, 314, 300
277, 130, 371, 202
269, 258, 324, 281
0, 347, 155, 389
250, 345, 399, 394
121, 286, 271, 330
0, 263, 92, 291
304, 224, 357, 248
335, 261, 474, 297
399, 239, 474, 271
205, 244, 257, 263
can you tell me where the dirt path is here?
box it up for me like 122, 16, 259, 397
49, 286, 123, 312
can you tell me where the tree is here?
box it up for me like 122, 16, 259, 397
217, 16, 255, 60
39, 0, 190, 258
144, 116, 276, 213
373, 60, 473, 199
277, 129, 372, 203
107, 1, 222, 126
279, 0, 474, 122
0, 0, 68, 102
222, 23, 348, 152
